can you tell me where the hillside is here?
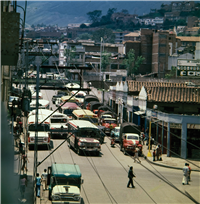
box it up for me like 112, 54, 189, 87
18, 1, 168, 27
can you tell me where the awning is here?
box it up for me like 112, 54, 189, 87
134, 111, 145, 115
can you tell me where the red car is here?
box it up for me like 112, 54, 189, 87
101, 118, 117, 135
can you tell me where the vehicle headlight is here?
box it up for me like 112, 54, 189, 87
73, 196, 80, 201
78, 142, 85, 146
52, 195, 60, 200
95, 143, 100, 146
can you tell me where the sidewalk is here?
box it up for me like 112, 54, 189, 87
142, 144, 200, 172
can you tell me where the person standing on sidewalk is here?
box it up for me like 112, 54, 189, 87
153, 150, 156, 161
36, 173, 41, 197
133, 148, 141, 163
20, 174, 27, 199
182, 163, 189, 185
127, 166, 135, 188
187, 163, 191, 182
41, 169, 48, 190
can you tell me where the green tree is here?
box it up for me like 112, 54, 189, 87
122, 49, 145, 79
64, 47, 76, 66
101, 51, 111, 72
77, 33, 91, 40
92, 28, 115, 43
165, 66, 176, 79
80, 23, 87, 28
87, 10, 102, 23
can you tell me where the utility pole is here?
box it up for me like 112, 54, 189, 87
147, 118, 152, 157
33, 63, 40, 204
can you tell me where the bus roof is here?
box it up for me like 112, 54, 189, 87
28, 114, 50, 123
72, 109, 96, 116
68, 120, 99, 129
51, 164, 81, 178
61, 96, 78, 102
30, 99, 49, 106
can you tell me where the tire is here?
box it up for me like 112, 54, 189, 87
77, 148, 81, 155
48, 191, 52, 200
96, 151, 100, 156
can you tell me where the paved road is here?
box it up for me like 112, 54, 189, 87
26, 137, 200, 204
23, 89, 199, 204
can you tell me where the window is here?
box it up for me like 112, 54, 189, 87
111, 64, 118, 69
119, 64, 126, 69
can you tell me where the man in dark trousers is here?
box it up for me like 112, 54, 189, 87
127, 166, 135, 188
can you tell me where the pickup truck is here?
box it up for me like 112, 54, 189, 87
119, 123, 142, 156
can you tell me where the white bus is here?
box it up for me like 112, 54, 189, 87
30, 99, 50, 111
28, 114, 51, 150
29, 109, 68, 139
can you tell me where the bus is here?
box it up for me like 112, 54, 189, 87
67, 120, 102, 155
60, 102, 81, 120
30, 99, 50, 111
71, 90, 86, 106
28, 114, 51, 150
72, 109, 99, 125
28, 109, 68, 139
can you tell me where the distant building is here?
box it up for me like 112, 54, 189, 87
176, 36, 200, 47
113, 31, 130, 43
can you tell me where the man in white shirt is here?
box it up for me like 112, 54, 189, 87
182, 163, 189, 185
41, 169, 48, 190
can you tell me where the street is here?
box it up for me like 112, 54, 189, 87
27, 137, 200, 204
22, 89, 200, 204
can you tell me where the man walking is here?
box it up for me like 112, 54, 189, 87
41, 169, 48, 190
127, 166, 135, 188
36, 173, 41, 197
182, 163, 189, 185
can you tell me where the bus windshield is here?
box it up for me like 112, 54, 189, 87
51, 118, 67, 123
28, 124, 49, 131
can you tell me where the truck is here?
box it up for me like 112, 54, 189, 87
48, 163, 83, 204
119, 122, 142, 156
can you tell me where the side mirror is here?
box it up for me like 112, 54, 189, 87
81, 179, 84, 184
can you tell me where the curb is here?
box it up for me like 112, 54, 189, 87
144, 156, 200, 172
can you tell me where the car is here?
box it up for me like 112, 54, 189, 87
111, 126, 120, 142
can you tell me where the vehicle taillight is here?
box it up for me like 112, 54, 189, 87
28, 137, 30, 142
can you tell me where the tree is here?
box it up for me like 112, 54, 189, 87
92, 28, 115, 43
87, 10, 102, 23
165, 66, 176, 79
122, 49, 145, 79
80, 23, 88, 28
77, 33, 91, 40
101, 51, 111, 72
64, 47, 76, 66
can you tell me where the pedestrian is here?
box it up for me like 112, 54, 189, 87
20, 174, 27, 199
182, 163, 189, 185
156, 144, 160, 161
41, 169, 48, 190
153, 150, 156, 161
36, 173, 41, 197
21, 154, 29, 171
127, 166, 135, 188
133, 148, 141, 163
188, 163, 191, 182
